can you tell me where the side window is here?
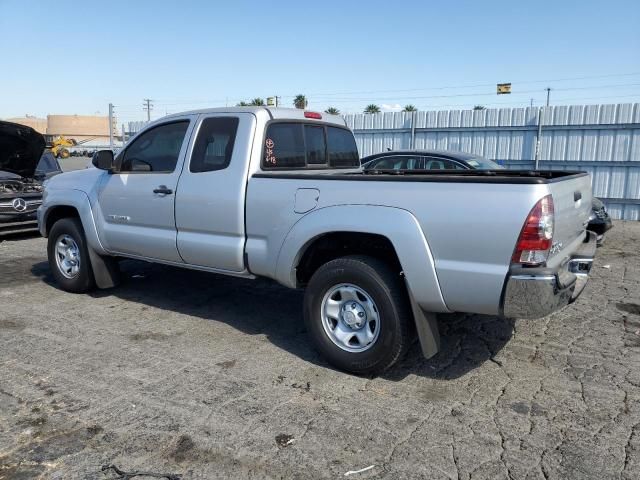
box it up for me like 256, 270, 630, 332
327, 127, 359, 167
423, 157, 467, 170
369, 155, 420, 170
190, 117, 239, 173
305, 125, 327, 165
121, 121, 189, 173
263, 123, 305, 168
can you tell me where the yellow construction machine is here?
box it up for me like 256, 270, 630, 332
47, 136, 99, 158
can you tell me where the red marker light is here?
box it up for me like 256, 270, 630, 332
304, 111, 322, 119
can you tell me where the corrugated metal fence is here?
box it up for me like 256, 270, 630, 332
345, 103, 640, 220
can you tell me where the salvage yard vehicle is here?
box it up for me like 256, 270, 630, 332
38, 107, 597, 374
362, 149, 613, 246
1, 121, 62, 237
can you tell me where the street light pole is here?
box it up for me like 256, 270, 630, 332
108, 103, 114, 148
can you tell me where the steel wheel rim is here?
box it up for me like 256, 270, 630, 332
320, 283, 380, 353
54, 234, 81, 279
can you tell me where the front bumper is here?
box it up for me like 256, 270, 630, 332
501, 231, 597, 319
0, 212, 39, 236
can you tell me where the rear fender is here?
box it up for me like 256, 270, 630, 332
276, 204, 449, 314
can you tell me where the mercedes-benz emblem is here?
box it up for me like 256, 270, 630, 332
12, 198, 27, 212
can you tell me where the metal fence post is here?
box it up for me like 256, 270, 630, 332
410, 110, 416, 149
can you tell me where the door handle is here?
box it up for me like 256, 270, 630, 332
153, 185, 173, 195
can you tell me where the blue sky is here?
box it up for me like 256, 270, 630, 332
1, 0, 639, 122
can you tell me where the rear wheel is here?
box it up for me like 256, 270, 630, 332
303, 255, 412, 375
47, 218, 95, 293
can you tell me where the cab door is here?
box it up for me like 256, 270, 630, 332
175, 113, 255, 271
96, 118, 194, 262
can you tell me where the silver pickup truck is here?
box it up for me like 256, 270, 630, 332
38, 107, 597, 374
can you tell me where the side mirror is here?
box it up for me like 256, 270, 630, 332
92, 150, 114, 171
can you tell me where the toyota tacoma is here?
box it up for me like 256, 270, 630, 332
38, 107, 597, 374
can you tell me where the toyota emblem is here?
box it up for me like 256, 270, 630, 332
12, 198, 27, 212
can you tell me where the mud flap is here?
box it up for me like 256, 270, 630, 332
405, 281, 440, 358
87, 248, 121, 289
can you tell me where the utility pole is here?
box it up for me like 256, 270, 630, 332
108, 103, 114, 148
143, 98, 153, 122
530, 98, 534, 107
545, 88, 551, 106
534, 107, 543, 170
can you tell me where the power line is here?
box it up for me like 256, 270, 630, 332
403, 93, 640, 111
278, 72, 640, 97
298, 83, 640, 103
112, 82, 640, 113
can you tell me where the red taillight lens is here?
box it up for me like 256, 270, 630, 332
511, 195, 554, 266
304, 111, 322, 119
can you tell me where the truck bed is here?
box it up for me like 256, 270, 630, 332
247, 168, 592, 315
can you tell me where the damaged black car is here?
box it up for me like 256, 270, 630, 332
1, 120, 62, 238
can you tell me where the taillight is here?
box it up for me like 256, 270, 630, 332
511, 195, 554, 266
304, 111, 322, 119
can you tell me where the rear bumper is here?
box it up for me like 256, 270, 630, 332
501, 231, 597, 319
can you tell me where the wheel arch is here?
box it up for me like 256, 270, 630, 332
43, 205, 80, 237
40, 189, 106, 255
275, 204, 449, 313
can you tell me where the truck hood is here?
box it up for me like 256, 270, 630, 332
0, 120, 46, 178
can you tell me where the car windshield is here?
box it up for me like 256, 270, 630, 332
35, 152, 61, 175
464, 156, 504, 170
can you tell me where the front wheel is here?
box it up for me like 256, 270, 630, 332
303, 255, 412, 375
47, 217, 95, 293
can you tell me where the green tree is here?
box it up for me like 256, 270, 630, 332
250, 98, 265, 106
236, 101, 249, 107
402, 105, 417, 112
325, 107, 340, 115
364, 104, 381, 114
293, 94, 308, 109
473, 105, 486, 110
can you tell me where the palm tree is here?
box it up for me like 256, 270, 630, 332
325, 107, 340, 115
293, 94, 308, 109
473, 105, 486, 110
364, 104, 381, 114
402, 105, 417, 112
236, 101, 249, 107
250, 98, 265, 106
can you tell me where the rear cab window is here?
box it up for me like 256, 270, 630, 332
190, 117, 239, 172
262, 122, 359, 170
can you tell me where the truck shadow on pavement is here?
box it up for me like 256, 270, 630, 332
31, 259, 514, 381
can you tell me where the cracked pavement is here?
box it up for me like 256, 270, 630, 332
0, 221, 639, 479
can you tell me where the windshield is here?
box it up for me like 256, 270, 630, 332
464, 157, 504, 170
35, 152, 61, 175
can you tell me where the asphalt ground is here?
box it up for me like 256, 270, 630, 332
0, 221, 639, 479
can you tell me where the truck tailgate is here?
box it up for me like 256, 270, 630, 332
547, 173, 592, 267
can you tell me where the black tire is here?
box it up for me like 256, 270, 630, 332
303, 255, 413, 375
47, 217, 96, 293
